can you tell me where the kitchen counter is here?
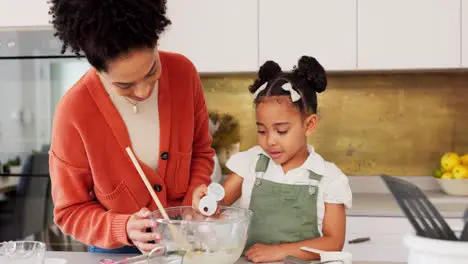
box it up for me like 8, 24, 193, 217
39, 177, 462, 264
348, 191, 468, 218
45, 251, 402, 264
346, 176, 468, 219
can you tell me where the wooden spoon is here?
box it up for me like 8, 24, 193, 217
125, 147, 192, 253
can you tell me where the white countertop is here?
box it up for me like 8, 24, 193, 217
45, 251, 402, 264
348, 191, 468, 218
346, 176, 468, 219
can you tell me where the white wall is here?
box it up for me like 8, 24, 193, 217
0, 0, 51, 28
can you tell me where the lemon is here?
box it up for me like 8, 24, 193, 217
441, 172, 454, 179
441, 152, 460, 172
452, 164, 468, 179
433, 168, 443, 178
460, 154, 468, 166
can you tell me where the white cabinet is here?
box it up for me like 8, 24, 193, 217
357, 0, 461, 70
1, 0, 466, 72
0, 0, 51, 28
345, 216, 411, 262
462, 0, 468, 67
158, 0, 258, 73
344, 234, 409, 262
345, 216, 465, 262
258, 0, 357, 71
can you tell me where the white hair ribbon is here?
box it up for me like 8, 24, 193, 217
253, 81, 301, 102
253, 82, 268, 100
281, 82, 301, 102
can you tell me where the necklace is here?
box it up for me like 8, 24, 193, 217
124, 97, 139, 114
97, 72, 139, 114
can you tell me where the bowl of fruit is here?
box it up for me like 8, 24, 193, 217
433, 152, 468, 196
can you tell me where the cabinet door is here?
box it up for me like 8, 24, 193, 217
344, 234, 408, 262
358, 0, 461, 70
463, 0, 468, 67
258, 0, 357, 71
158, 0, 258, 73
0, 0, 51, 27
345, 216, 465, 262
345, 216, 410, 262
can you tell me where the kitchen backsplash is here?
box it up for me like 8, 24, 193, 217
201, 71, 468, 176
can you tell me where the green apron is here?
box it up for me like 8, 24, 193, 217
246, 154, 323, 249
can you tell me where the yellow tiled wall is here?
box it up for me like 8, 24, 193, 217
201, 72, 468, 176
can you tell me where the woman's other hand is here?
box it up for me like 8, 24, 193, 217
126, 207, 161, 254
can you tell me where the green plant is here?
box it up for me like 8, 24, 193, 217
209, 111, 240, 152
2, 156, 21, 171
9, 156, 21, 166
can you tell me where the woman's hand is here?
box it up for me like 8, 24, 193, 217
126, 207, 161, 254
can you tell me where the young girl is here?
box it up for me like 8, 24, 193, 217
193, 56, 352, 263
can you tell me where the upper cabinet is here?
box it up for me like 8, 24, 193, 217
158, 0, 258, 73
357, 0, 461, 70
1, 0, 466, 72
0, 0, 51, 28
462, 0, 468, 67
258, 0, 357, 71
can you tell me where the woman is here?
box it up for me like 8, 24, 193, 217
48, 0, 214, 254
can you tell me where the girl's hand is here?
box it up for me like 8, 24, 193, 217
126, 207, 161, 254
191, 184, 208, 211
245, 244, 286, 263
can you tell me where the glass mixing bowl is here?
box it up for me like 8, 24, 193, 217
0, 241, 46, 264
150, 206, 252, 264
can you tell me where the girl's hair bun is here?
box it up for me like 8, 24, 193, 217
295, 56, 327, 93
249, 60, 282, 93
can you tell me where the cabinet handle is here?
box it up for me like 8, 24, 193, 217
348, 237, 371, 244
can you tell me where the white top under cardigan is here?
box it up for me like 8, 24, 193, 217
102, 79, 160, 170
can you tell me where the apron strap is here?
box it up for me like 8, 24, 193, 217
254, 154, 270, 186
307, 171, 323, 195
308, 171, 323, 182
255, 154, 270, 173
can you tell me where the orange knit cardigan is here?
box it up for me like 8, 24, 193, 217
49, 51, 214, 248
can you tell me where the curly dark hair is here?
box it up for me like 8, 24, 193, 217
249, 56, 327, 114
49, 0, 171, 71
